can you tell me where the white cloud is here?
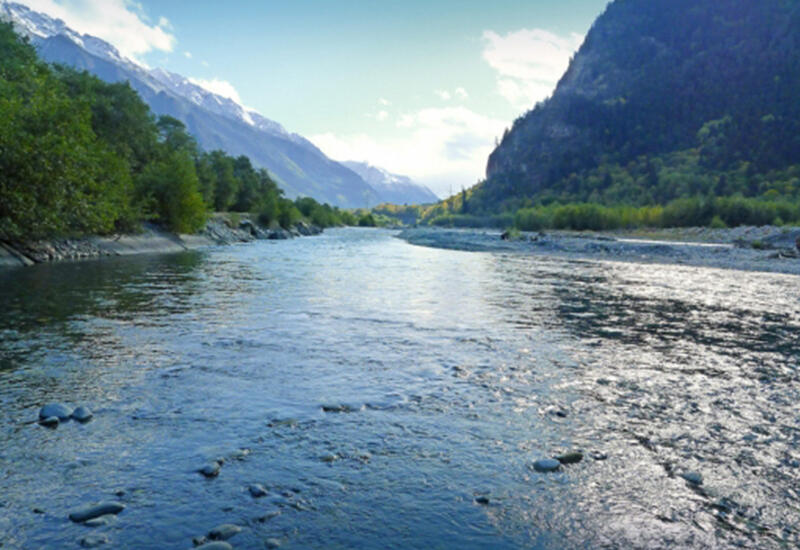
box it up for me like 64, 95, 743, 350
375, 110, 389, 122
184, 51, 192, 59
455, 87, 468, 99
378, 97, 391, 106
435, 89, 451, 101
311, 106, 507, 198
482, 28, 583, 108
188, 77, 244, 104
16, 0, 176, 60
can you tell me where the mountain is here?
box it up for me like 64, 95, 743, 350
0, 1, 381, 209
474, 0, 800, 211
341, 162, 439, 205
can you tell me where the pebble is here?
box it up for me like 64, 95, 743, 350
320, 453, 338, 463
84, 514, 116, 528
39, 416, 59, 428
208, 524, 242, 541
79, 534, 109, 548
69, 502, 125, 523
199, 461, 222, 478
39, 403, 73, 421
249, 484, 268, 498
71, 406, 93, 422
265, 538, 282, 549
556, 452, 584, 465
195, 542, 233, 550
257, 510, 281, 522
681, 471, 703, 485
532, 458, 561, 473
474, 496, 490, 505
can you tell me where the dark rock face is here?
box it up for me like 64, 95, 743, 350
481, 0, 800, 205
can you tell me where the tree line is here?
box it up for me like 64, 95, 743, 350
0, 22, 359, 240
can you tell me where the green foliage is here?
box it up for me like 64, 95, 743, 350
136, 150, 207, 233
358, 213, 377, 227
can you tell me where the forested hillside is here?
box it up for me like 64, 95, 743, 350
453, 0, 800, 229
0, 23, 351, 240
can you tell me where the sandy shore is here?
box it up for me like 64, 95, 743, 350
397, 226, 800, 276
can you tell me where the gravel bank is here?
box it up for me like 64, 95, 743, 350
397, 226, 800, 276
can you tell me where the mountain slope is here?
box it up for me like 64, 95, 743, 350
341, 162, 439, 205
476, 0, 800, 211
0, 1, 380, 208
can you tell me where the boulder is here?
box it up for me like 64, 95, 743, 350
71, 406, 93, 422
39, 403, 72, 421
532, 458, 561, 473
69, 502, 125, 523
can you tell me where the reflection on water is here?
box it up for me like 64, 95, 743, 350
0, 229, 798, 549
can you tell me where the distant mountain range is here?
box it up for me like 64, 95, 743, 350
0, 2, 434, 208
341, 162, 438, 205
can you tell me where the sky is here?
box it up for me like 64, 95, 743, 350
15, 0, 610, 197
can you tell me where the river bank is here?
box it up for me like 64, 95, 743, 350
397, 225, 800, 275
0, 215, 323, 269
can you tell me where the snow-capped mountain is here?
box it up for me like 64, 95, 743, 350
341, 162, 439, 205
0, 1, 389, 208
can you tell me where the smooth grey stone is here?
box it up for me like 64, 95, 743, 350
249, 484, 268, 498
208, 524, 242, 541
39, 403, 72, 421
320, 453, 338, 463
192, 536, 208, 546
681, 471, 703, 485
532, 458, 561, 473
72, 406, 93, 422
199, 461, 221, 478
556, 452, 584, 465
265, 539, 282, 549
195, 542, 233, 550
69, 502, 125, 523
39, 416, 59, 428
84, 514, 116, 527
79, 534, 109, 547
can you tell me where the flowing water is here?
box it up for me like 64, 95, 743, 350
0, 228, 799, 549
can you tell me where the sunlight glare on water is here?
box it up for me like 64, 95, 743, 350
0, 228, 798, 549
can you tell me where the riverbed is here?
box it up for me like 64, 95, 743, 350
1, 228, 798, 549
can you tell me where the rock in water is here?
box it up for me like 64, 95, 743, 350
39, 416, 59, 428
39, 403, 72, 421
195, 542, 233, 550
208, 524, 242, 541
532, 458, 561, 473
556, 452, 584, 465
199, 461, 221, 478
249, 484, 268, 498
69, 502, 125, 523
681, 471, 703, 485
71, 406, 93, 422
79, 534, 109, 548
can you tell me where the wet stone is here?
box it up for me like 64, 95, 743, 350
69, 502, 125, 523
39, 416, 59, 428
195, 542, 233, 550
265, 538, 282, 548
681, 471, 704, 485
474, 496, 490, 505
557, 452, 584, 465
208, 524, 242, 541
39, 403, 72, 421
320, 453, 338, 463
71, 406, 93, 422
199, 461, 221, 478
84, 514, 116, 528
249, 484, 268, 498
79, 534, 109, 548
532, 458, 561, 473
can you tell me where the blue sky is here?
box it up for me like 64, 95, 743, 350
18, 0, 610, 196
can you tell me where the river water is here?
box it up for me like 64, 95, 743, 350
1, 228, 799, 549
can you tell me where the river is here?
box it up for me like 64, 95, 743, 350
1, 228, 798, 549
